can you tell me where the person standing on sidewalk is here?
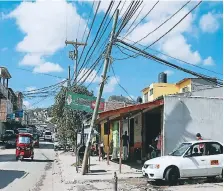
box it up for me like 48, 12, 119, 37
196, 133, 204, 150
122, 131, 129, 161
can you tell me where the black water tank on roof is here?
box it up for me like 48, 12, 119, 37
137, 97, 142, 103
158, 72, 167, 83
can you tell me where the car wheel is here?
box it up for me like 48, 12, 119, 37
207, 176, 216, 182
165, 167, 179, 186
154, 179, 163, 185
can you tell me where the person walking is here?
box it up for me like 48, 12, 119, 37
122, 131, 129, 161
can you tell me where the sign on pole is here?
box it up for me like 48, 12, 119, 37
65, 92, 105, 113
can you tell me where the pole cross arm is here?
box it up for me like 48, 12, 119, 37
65, 40, 87, 46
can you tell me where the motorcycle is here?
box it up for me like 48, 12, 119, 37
16, 133, 34, 161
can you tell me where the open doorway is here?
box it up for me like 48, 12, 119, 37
143, 106, 163, 159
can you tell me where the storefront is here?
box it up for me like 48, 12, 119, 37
97, 98, 164, 162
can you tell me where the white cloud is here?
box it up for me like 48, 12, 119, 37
104, 76, 119, 93
20, 53, 43, 66
203, 56, 215, 66
164, 70, 174, 76
199, 12, 220, 33
25, 86, 37, 92
33, 62, 63, 73
162, 34, 201, 64
77, 68, 101, 84
7, 0, 87, 73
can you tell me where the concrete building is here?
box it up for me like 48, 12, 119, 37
97, 86, 223, 161
142, 72, 218, 103
0, 67, 12, 121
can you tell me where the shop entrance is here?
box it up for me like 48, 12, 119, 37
143, 106, 163, 159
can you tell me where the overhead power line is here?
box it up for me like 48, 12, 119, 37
17, 68, 65, 79
124, 1, 191, 44
121, 0, 159, 39
22, 80, 67, 93
116, 39, 223, 86
110, 64, 135, 102
117, 1, 202, 60
116, 38, 223, 76
77, 1, 101, 70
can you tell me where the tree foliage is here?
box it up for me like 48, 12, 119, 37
51, 85, 93, 148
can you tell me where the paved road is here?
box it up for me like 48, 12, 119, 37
0, 141, 63, 191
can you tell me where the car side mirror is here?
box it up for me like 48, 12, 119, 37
184, 154, 192, 158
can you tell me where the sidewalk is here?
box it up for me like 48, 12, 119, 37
56, 151, 142, 183
55, 151, 223, 191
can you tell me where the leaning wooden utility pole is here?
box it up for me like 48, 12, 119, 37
81, 9, 119, 175
65, 40, 87, 85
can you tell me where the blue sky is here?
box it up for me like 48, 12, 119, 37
0, 0, 223, 109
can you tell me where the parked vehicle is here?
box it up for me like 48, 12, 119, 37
142, 140, 223, 185
44, 131, 52, 142
2, 130, 16, 148
16, 133, 34, 161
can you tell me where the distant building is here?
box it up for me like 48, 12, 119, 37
142, 72, 217, 103
0, 67, 12, 121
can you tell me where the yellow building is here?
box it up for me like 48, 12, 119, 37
142, 83, 179, 102
142, 77, 217, 102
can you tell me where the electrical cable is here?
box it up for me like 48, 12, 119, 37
116, 40, 223, 86
86, 60, 104, 89
17, 68, 65, 79
81, 1, 96, 43
118, 0, 158, 38
116, 1, 202, 60
110, 64, 136, 102
77, 1, 101, 69
22, 80, 67, 93
73, 50, 105, 87
116, 1, 143, 36
118, 37, 223, 76
123, 1, 191, 44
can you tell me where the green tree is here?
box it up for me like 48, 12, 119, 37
51, 85, 93, 150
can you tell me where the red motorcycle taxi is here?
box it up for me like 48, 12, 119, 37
16, 133, 34, 161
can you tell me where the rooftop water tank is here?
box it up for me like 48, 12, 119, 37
158, 72, 167, 83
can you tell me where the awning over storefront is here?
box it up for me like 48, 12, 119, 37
97, 99, 164, 123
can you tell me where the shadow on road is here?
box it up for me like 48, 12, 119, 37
38, 142, 54, 150
33, 159, 54, 162
0, 169, 26, 189
0, 154, 16, 162
149, 177, 223, 187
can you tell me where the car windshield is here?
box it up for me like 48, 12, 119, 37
45, 132, 51, 135
169, 143, 192, 156
5, 131, 13, 135
18, 136, 31, 144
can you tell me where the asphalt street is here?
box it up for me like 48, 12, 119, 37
0, 140, 63, 191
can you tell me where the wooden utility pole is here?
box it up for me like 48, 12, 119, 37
107, 119, 110, 165
81, 9, 119, 175
65, 40, 87, 85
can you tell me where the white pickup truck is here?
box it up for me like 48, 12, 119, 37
142, 140, 223, 185
44, 131, 52, 142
